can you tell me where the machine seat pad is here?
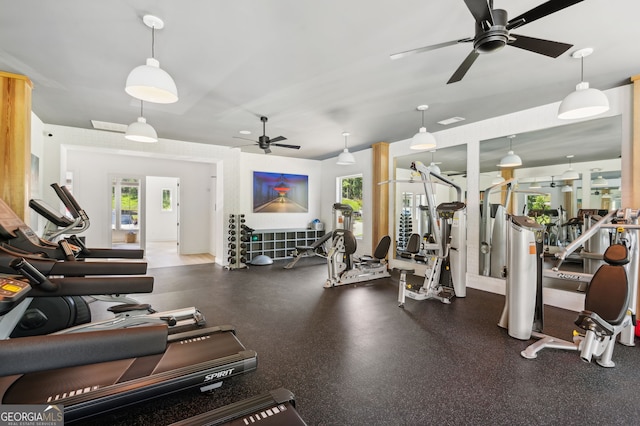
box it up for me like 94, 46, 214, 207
373, 235, 391, 260
0, 325, 168, 376
603, 244, 629, 266
575, 311, 615, 336
584, 264, 629, 325
108, 303, 153, 313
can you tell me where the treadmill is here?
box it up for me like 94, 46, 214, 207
0, 244, 148, 276
169, 388, 307, 426
0, 277, 257, 423
1, 192, 143, 261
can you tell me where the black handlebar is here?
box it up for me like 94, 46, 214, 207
10, 258, 58, 292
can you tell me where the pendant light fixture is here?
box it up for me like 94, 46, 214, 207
557, 48, 609, 120
336, 132, 355, 165
491, 172, 505, 185
561, 184, 573, 193
125, 101, 158, 142
560, 155, 580, 180
410, 105, 437, 150
426, 150, 441, 175
125, 15, 178, 104
592, 175, 608, 187
498, 135, 522, 168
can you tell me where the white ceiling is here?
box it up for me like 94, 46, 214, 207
0, 0, 638, 160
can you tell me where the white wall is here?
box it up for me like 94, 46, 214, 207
29, 112, 45, 232
65, 149, 212, 254
146, 176, 179, 242
40, 125, 233, 261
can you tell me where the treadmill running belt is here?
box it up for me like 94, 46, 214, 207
0, 326, 258, 423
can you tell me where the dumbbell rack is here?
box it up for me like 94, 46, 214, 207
226, 214, 248, 270
397, 209, 412, 252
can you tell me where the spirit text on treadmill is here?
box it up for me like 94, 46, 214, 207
204, 368, 235, 382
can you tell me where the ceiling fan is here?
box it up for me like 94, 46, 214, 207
234, 116, 300, 154
390, 0, 583, 84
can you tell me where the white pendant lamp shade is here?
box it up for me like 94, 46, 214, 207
125, 15, 178, 104
560, 155, 579, 180
410, 105, 437, 150
498, 150, 522, 167
558, 82, 609, 120
498, 135, 522, 168
126, 58, 178, 104
125, 116, 158, 142
561, 185, 573, 193
336, 132, 355, 165
592, 175, 608, 187
558, 48, 609, 120
427, 162, 441, 175
337, 149, 356, 165
491, 173, 505, 185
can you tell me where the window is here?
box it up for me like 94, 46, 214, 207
162, 189, 172, 211
112, 177, 140, 230
338, 174, 363, 239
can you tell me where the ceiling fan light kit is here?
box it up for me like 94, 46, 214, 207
125, 15, 179, 104
558, 48, 609, 120
336, 132, 356, 165
410, 105, 437, 150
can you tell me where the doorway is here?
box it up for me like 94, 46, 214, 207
111, 176, 143, 249
145, 176, 180, 258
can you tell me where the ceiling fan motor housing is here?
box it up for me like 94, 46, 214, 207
474, 9, 508, 54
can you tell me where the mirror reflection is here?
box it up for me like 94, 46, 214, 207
478, 115, 622, 293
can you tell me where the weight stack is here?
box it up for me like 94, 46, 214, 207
226, 214, 248, 270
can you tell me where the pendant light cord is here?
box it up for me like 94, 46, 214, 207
151, 25, 156, 59
580, 55, 584, 82
344, 134, 348, 149
140, 101, 144, 117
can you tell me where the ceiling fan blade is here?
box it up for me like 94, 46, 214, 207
390, 38, 472, 60
269, 136, 287, 143
509, 34, 572, 58
506, 0, 584, 30
232, 136, 258, 143
464, 0, 493, 24
447, 50, 480, 84
273, 143, 301, 150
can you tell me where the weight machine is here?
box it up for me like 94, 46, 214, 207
397, 161, 466, 306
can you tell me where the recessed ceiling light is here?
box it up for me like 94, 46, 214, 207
239, 130, 251, 135
437, 117, 465, 126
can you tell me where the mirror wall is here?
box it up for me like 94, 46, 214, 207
394, 144, 467, 257
391, 115, 622, 293
478, 115, 622, 286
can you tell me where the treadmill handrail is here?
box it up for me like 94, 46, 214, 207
0, 325, 168, 376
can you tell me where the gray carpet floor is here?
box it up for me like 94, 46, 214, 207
77, 258, 640, 425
